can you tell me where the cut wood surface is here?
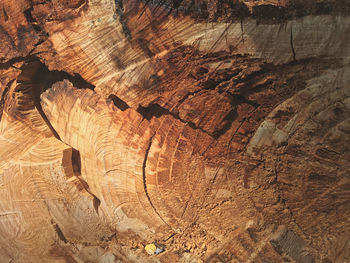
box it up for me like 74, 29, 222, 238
0, 0, 349, 262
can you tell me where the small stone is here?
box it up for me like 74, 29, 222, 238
145, 244, 156, 255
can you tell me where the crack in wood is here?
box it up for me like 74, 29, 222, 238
8, 60, 102, 215
137, 103, 213, 137
107, 94, 130, 111
114, 0, 132, 40
71, 148, 101, 214
53, 222, 68, 244
0, 80, 12, 122
23, 6, 50, 51
142, 134, 172, 228
2, 8, 8, 21
290, 27, 297, 61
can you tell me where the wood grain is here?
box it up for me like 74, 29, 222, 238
0, 0, 349, 262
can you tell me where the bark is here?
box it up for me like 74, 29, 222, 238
0, 0, 349, 262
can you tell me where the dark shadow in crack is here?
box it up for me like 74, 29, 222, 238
108, 94, 130, 111
15, 59, 95, 139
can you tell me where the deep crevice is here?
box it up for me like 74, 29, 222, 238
107, 94, 130, 111
0, 56, 32, 70
12, 59, 101, 214
71, 148, 101, 214
30, 60, 95, 93
137, 103, 213, 137
23, 6, 50, 52
114, 0, 132, 40
16, 59, 95, 139
71, 149, 81, 175
62, 148, 101, 215
2, 57, 94, 90
35, 96, 62, 140
23, 8, 42, 33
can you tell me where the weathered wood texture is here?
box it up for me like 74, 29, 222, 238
0, 0, 349, 262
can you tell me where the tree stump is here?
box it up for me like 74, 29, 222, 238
0, 0, 349, 262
